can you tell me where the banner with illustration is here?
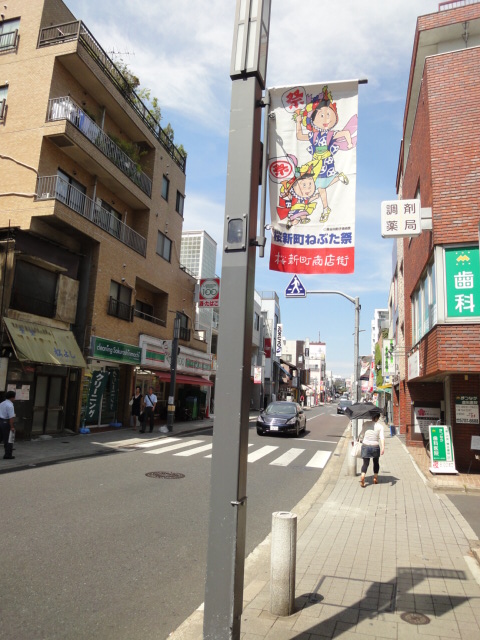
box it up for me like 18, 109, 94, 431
267, 81, 358, 274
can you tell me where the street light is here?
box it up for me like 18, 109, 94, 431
204, 2, 271, 639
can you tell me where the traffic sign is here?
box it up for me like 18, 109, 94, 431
285, 274, 306, 298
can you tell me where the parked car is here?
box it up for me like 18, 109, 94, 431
256, 401, 306, 437
337, 399, 353, 415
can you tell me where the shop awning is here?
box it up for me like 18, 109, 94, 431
278, 365, 292, 379
154, 371, 213, 387
376, 384, 392, 394
4, 317, 86, 368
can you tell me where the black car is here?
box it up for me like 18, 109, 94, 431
256, 401, 306, 437
337, 399, 353, 414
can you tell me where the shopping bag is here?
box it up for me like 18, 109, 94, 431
351, 440, 362, 458
8, 430, 15, 444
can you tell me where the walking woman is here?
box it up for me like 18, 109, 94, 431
358, 413, 385, 487
130, 386, 143, 431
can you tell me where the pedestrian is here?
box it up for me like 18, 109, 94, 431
0, 390, 16, 460
129, 386, 143, 431
140, 386, 157, 433
358, 413, 384, 487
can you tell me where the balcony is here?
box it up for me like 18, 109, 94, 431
38, 21, 186, 173
108, 297, 134, 322
133, 309, 166, 326
0, 98, 6, 121
47, 97, 152, 197
0, 29, 18, 53
36, 175, 147, 256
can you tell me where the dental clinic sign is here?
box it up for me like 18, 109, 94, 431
445, 247, 480, 319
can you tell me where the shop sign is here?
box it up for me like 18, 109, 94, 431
429, 425, 457, 474
198, 278, 220, 308
445, 246, 480, 319
91, 337, 141, 365
414, 406, 441, 436
408, 350, 420, 380
381, 199, 421, 238
264, 338, 271, 358
276, 324, 283, 357
254, 366, 262, 384
382, 339, 394, 380
86, 370, 109, 422
455, 395, 479, 425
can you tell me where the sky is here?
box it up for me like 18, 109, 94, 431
67, 0, 441, 377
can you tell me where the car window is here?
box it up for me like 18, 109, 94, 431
265, 403, 296, 415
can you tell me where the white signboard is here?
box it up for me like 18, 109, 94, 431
275, 324, 283, 357
198, 278, 220, 308
455, 395, 479, 424
381, 199, 421, 238
408, 350, 420, 380
414, 406, 441, 435
253, 366, 262, 384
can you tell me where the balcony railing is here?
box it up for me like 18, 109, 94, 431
0, 99, 6, 121
108, 297, 134, 322
47, 97, 152, 197
38, 20, 186, 173
133, 309, 166, 326
35, 175, 147, 256
0, 29, 18, 52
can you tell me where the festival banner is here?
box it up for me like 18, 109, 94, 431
267, 81, 358, 274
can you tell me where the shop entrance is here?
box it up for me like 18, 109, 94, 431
32, 375, 65, 435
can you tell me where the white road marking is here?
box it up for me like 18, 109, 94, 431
306, 450, 332, 469
135, 438, 182, 449
205, 443, 253, 459
92, 438, 145, 448
146, 440, 204, 454
298, 438, 338, 444
248, 445, 278, 463
270, 448, 304, 466
175, 443, 213, 457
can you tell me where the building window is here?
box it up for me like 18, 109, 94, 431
134, 299, 154, 321
57, 169, 86, 215
178, 312, 190, 341
11, 260, 57, 318
99, 200, 122, 238
108, 281, 133, 321
411, 259, 436, 346
0, 18, 20, 52
156, 232, 172, 262
0, 84, 8, 121
254, 312, 260, 331
161, 175, 170, 201
176, 191, 185, 216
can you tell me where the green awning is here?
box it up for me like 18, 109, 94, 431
4, 318, 86, 368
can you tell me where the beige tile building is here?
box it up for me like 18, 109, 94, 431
0, 0, 210, 437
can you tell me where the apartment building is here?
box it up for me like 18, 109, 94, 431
0, 0, 209, 437
394, 1, 480, 472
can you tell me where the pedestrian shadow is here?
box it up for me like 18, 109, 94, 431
293, 567, 474, 638
360, 474, 399, 487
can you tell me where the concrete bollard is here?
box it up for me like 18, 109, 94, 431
270, 511, 297, 616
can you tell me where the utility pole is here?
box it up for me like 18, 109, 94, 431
203, 2, 272, 638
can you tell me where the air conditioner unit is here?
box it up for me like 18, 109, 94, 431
41, 192, 51, 199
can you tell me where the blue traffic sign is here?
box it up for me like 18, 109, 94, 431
285, 274, 306, 298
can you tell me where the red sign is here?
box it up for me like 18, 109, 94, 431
198, 278, 220, 308
264, 338, 271, 358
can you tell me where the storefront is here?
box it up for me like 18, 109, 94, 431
84, 336, 141, 429
139, 335, 213, 420
2, 317, 86, 439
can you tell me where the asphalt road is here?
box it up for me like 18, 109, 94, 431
1, 404, 348, 640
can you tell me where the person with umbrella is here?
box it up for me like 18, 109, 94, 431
345, 403, 385, 487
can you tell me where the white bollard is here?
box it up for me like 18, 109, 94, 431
270, 511, 297, 616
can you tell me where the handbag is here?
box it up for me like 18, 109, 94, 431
129, 397, 134, 406
351, 440, 362, 458
8, 429, 15, 444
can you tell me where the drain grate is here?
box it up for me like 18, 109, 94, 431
400, 612, 430, 625
146, 471, 185, 479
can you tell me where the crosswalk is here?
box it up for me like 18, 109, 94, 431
93, 436, 333, 469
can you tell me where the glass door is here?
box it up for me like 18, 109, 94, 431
32, 375, 65, 435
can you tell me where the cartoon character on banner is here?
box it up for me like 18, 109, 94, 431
268, 154, 320, 229
288, 85, 357, 223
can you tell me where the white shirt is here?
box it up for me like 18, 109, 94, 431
359, 420, 384, 447
144, 393, 157, 408
0, 398, 15, 420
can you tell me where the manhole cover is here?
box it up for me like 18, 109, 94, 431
401, 612, 430, 625
145, 471, 185, 479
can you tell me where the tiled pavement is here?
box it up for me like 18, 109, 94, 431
171, 425, 480, 639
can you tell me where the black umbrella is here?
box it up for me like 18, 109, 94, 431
344, 402, 382, 420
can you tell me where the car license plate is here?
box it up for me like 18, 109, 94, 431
270, 426, 279, 431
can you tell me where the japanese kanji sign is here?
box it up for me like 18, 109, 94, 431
380, 199, 421, 238
86, 370, 109, 422
267, 81, 358, 274
445, 246, 480, 319
198, 278, 220, 308
429, 425, 457, 474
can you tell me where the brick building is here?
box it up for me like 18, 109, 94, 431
393, 1, 480, 472
0, 0, 210, 437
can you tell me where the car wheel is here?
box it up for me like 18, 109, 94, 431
257, 428, 264, 436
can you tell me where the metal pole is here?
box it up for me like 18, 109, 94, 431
204, 0, 271, 633
166, 314, 180, 432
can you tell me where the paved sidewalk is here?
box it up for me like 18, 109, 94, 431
171, 426, 480, 639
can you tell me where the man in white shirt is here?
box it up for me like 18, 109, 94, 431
0, 390, 16, 460
140, 386, 157, 433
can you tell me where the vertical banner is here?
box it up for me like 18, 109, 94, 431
267, 81, 358, 274
275, 323, 283, 356
107, 368, 119, 413
445, 246, 480, 319
86, 370, 109, 423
